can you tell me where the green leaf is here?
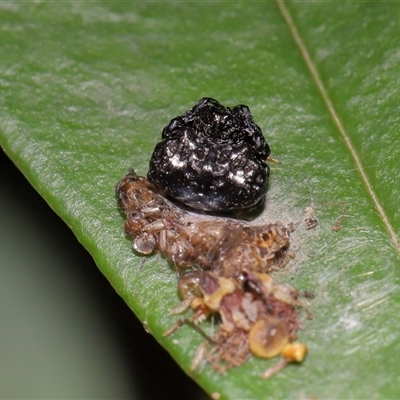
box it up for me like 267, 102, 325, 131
1, 1, 400, 398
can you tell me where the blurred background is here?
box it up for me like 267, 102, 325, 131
0, 148, 206, 400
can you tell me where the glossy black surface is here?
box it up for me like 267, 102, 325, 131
148, 98, 270, 213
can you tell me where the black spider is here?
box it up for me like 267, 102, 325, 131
147, 97, 270, 213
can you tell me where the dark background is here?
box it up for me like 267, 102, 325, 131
0, 147, 206, 400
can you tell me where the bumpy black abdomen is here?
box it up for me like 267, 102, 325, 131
147, 98, 270, 213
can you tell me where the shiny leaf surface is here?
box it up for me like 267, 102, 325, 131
1, 1, 399, 398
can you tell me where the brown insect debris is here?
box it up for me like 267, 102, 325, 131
117, 170, 308, 379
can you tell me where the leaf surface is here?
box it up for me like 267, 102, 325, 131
1, 1, 400, 398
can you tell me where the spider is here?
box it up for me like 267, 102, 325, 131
147, 98, 270, 214
116, 97, 309, 380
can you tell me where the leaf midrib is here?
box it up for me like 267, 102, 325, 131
277, 0, 400, 253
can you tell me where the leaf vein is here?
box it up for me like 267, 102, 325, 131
277, 0, 400, 254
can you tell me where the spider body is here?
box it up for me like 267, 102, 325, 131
147, 98, 270, 213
